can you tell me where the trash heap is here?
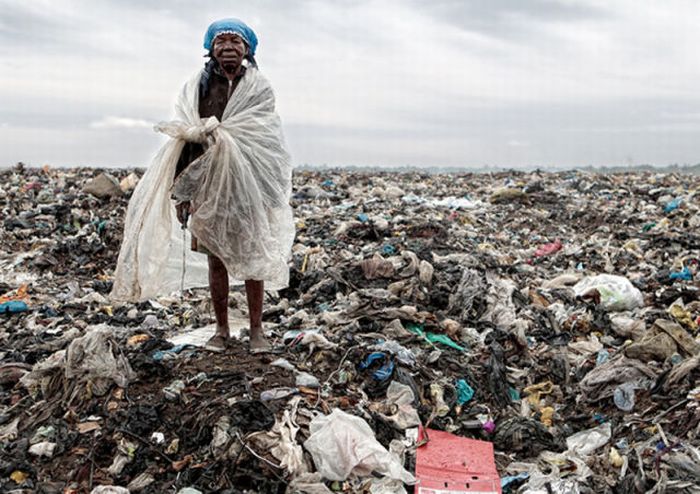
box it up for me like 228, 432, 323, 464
1, 163, 700, 493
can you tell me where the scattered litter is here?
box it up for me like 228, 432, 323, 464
2, 167, 700, 491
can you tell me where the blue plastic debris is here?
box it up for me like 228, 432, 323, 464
664, 198, 682, 213
596, 348, 610, 366
381, 244, 396, 255
669, 266, 692, 281
501, 472, 530, 490
0, 300, 28, 314
593, 413, 608, 424
357, 213, 369, 222
358, 352, 394, 381
152, 344, 189, 361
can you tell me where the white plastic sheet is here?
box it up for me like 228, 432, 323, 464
304, 408, 415, 483
111, 66, 294, 302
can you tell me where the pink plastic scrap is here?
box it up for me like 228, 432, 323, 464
415, 428, 501, 494
534, 239, 563, 258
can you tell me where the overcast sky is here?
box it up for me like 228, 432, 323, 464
2, 0, 700, 169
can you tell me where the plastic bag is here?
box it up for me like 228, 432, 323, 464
613, 383, 636, 411
20, 325, 135, 398
382, 381, 421, 430
111, 66, 294, 301
303, 408, 415, 483
573, 274, 644, 312
566, 422, 611, 456
90, 487, 130, 494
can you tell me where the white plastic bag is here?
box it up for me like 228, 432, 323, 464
573, 275, 644, 312
566, 422, 611, 456
111, 66, 294, 302
90, 487, 130, 494
303, 409, 415, 483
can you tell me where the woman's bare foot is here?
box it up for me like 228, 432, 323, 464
205, 333, 228, 352
249, 329, 272, 354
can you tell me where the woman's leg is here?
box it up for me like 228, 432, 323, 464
208, 255, 230, 340
245, 280, 270, 351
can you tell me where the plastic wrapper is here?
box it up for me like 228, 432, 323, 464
111, 67, 294, 301
303, 408, 415, 483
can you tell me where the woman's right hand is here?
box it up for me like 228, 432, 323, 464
176, 201, 192, 225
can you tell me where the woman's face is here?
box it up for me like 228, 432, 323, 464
212, 33, 247, 74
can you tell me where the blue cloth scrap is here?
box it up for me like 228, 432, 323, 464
204, 18, 258, 54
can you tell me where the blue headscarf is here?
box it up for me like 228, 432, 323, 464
203, 18, 258, 56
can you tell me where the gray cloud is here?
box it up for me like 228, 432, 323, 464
406, 0, 609, 41
1, 0, 700, 169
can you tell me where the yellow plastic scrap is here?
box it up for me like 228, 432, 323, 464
524, 381, 554, 408
609, 447, 624, 468
10, 470, 28, 483
540, 406, 555, 427
669, 304, 698, 331
102, 305, 113, 317
623, 240, 639, 251
127, 334, 150, 347
0, 283, 29, 304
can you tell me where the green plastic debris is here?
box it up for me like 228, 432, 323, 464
425, 333, 465, 351
406, 323, 466, 352
508, 387, 520, 402
456, 379, 475, 404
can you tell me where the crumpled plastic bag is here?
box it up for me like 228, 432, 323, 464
579, 356, 656, 401
367, 477, 408, 494
286, 473, 333, 494
370, 381, 421, 430
303, 408, 415, 483
250, 397, 306, 475
90, 487, 130, 494
566, 422, 611, 456
573, 274, 644, 312
21, 325, 135, 399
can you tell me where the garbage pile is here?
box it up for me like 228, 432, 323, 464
1, 163, 700, 493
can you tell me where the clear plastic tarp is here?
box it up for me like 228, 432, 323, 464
111, 67, 294, 302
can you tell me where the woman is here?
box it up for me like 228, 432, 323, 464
111, 18, 295, 354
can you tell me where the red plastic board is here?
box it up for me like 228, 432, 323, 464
415, 428, 501, 494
